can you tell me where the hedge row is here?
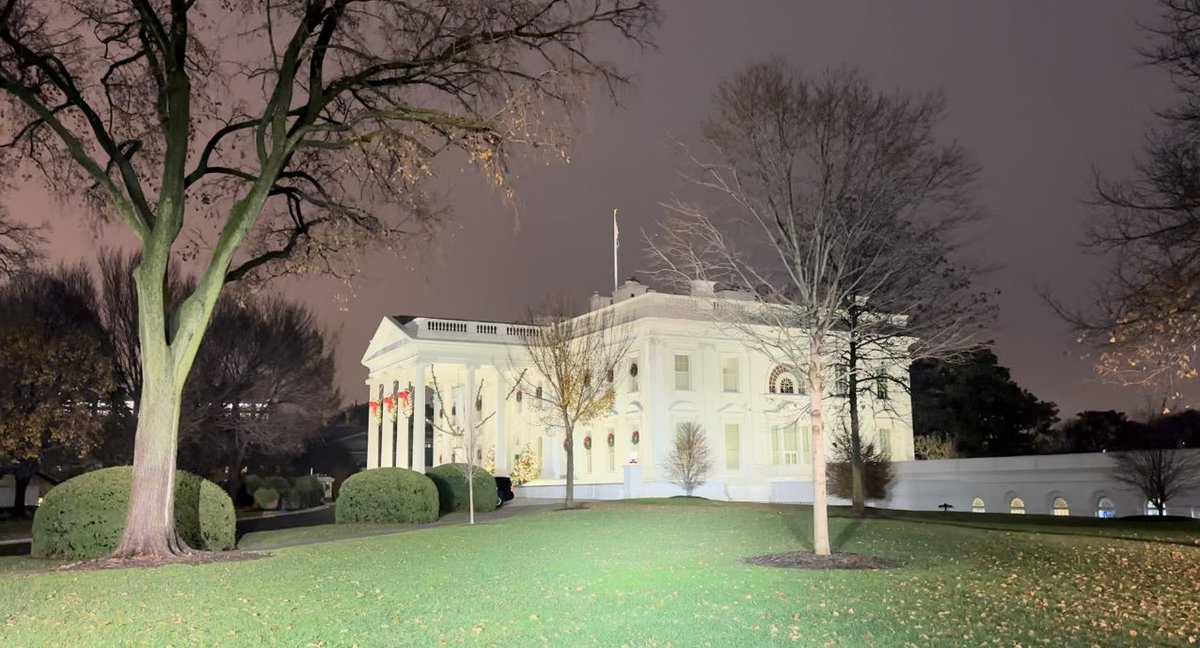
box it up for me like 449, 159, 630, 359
245, 474, 325, 511
31, 467, 235, 560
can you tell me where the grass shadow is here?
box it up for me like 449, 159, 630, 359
779, 506, 813, 552
832, 517, 864, 552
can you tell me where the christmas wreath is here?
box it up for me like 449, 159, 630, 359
516, 388, 523, 403
368, 400, 381, 421
583, 435, 592, 450
629, 362, 638, 378
606, 432, 615, 447
563, 438, 571, 450
631, 430, 640, 445
398, 389, 413, 417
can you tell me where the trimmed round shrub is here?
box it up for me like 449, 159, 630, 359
243, 474, 263, 496
31, 466, 235, 559
293, 475, 325, 508
254, 487, 280, 510
263, 475, 291, 493
335, 468, 438, 524
427, 464, 498, 515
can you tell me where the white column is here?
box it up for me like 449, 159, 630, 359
494, 367, 508, 475
380, 376, 396, 467
412, 363, 427, 473
394, 372, 411, 469
463, 364, 476, 465
366, 382, 379, 469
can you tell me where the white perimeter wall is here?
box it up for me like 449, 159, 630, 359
517, 450, 1200, 518
884, 451, 1200, 517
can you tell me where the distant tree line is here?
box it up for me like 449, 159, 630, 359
912, 347, 1200, 458
0, 253, 340, 514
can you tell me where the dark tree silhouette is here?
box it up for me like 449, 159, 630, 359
0, 265, 118, 515
911, 349, 1059, 457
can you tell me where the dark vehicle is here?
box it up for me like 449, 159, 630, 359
495, 476, 515, 507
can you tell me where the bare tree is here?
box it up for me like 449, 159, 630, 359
648, 63, 977, 555
514, 295, 632, 509
427, 368, 499, 525
823, 126, 989, 516
1111, 449, 1200, 515
0, 0, 659, 560
0, 210, 40, 276
1057, 1, 1200, 395
828, 424, 894, 502
181, 293, 339, 498
663, 421, 712, 497
913, 433, 956, 460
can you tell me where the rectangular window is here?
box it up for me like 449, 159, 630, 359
782, 424, 799, 465
878, 428, 891, 458
722, 358, 739, 392
629, 359, 639, 392
801, 426, 811, 463
834, 365, 849, 396
725, 423, 740, 470
876, 374, 889, 400
674, 354, 691, 390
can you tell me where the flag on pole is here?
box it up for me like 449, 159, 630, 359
613, 208, 619, 247
613, 208, 619, 294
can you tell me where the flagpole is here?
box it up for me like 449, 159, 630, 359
613, 208, 619, 295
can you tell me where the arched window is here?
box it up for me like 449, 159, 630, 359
971, 497, 985, 513
1096, 497, 1115, 518
779, 377, 795, 394
1009, 497, 1026, 515
1051, 497, 1069, 516
768, 365, 804, 395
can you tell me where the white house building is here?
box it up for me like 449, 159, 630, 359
361, 278, 913, 502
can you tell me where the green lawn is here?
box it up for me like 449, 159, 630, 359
2, 500, 1199, 646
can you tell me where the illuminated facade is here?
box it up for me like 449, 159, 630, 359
360, 279, 914, 502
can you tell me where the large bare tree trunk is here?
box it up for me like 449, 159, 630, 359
809, 337, 831, 556
112, 363, 187, 557
112, 251, 193, 559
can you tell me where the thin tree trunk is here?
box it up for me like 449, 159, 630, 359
809, 336, 831, 556
564, 421, 575, 509
847, 323, 865, 517
226, 439, 246, 501
10, 472, 31, 518
468, 466, 475, 525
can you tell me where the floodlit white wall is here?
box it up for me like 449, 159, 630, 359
884, 451, 1200, 517
515, 450, 1200, 519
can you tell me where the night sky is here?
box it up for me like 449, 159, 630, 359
16, 1, 1178, 419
